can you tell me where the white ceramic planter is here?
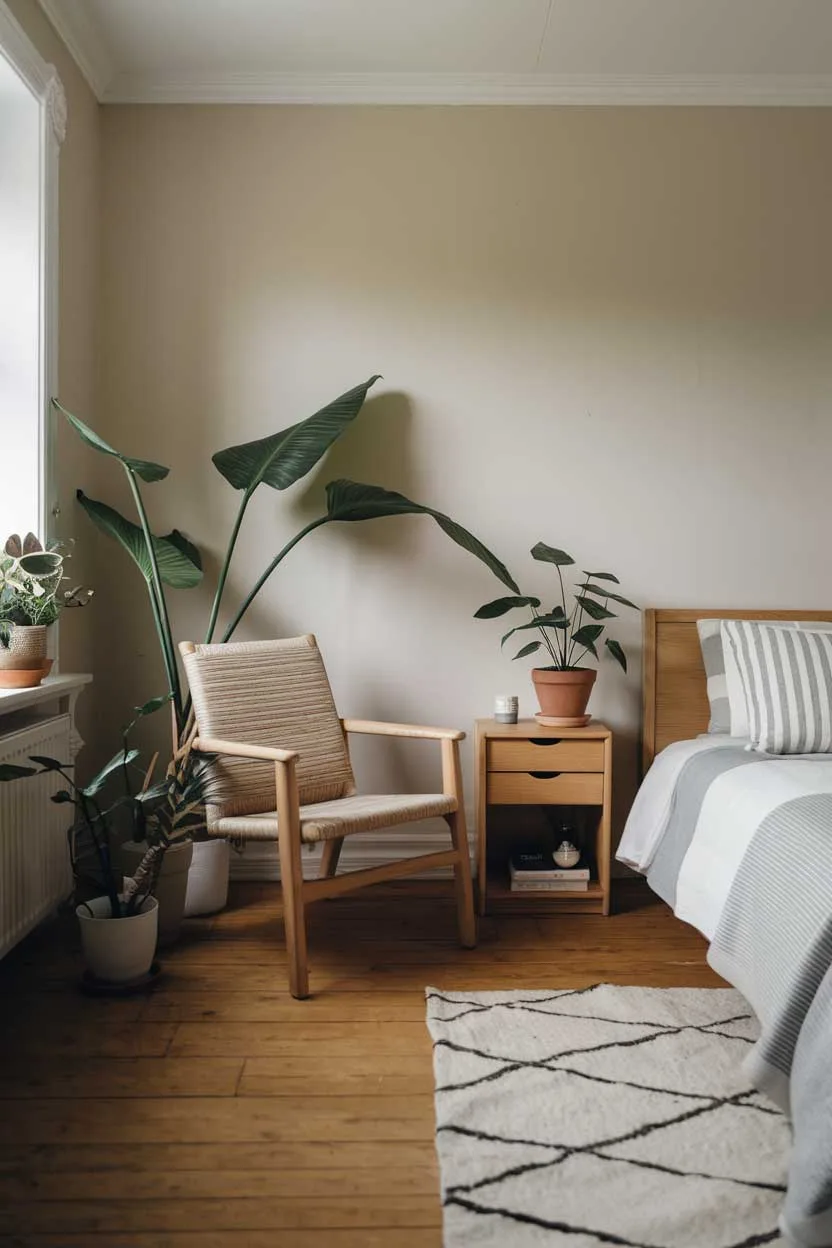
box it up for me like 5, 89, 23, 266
76, 895, 158, 983
119, 839, 194, 947
184, 839, 230, 916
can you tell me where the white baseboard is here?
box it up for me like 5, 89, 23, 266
229, 816, 476, 882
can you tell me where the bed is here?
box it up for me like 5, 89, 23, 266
618, 610, 832, 1248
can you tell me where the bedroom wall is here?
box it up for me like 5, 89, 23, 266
6, 0, 100, 763
93, 104, 832, 870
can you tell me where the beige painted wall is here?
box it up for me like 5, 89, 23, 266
92, 104, 832, 863
6, 0, 100, 760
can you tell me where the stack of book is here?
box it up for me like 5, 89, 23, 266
509, 851, 591, 892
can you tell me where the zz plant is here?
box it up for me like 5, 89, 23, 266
55, 376, 517, 748
475, 542, 636, 671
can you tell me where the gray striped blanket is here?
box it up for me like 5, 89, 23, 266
646, 746, 832, 1247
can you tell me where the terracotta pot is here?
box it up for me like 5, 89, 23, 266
0, 624, 49, 672
531, 668, 597, 719
0, 658, 53, 689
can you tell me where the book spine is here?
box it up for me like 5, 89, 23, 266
510, 870, 591, 882
510, 880, 590, 892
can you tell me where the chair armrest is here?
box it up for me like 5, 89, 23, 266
341, 719, 465, 743
192, 735, 299, 764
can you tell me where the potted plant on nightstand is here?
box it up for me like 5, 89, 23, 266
0, 533, 92, 688
475, 542, 637, 723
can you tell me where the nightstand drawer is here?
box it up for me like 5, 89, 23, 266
487, 738, 604, 773
486, 771, 604, 806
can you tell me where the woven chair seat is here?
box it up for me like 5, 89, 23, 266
213, 791, 457, 844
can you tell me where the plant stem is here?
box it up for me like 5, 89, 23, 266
222, 515, 330, 642
555, 565, 569, 666
125, 470, 182, 726
204, 492, 251, 644
531, 607, 560, 668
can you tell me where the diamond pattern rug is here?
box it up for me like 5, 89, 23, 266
426, 985, 791, 1247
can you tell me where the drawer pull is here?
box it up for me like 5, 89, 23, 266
530, 738, 562, 746
529, 770, 561, 779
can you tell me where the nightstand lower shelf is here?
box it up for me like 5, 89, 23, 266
486, 874, 608, 914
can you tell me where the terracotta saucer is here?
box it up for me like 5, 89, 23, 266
533, 713, 591, 728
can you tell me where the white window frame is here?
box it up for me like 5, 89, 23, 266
0, 0, 64, 544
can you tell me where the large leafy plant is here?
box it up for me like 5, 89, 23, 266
475, 542, 636, 671
55, 376, 516, 746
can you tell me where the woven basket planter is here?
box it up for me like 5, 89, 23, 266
0, 624, 49, 671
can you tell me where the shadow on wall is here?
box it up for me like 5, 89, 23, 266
294, 390, 418, 522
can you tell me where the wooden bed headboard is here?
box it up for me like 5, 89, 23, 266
642, 609, 832, 774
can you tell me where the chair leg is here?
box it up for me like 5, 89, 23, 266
318, 836, 344, 880
445, 810, 477, 949
275, 760, 309, 999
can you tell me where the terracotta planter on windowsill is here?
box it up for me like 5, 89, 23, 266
0, 624, 51, 688
531, 668, 597, 721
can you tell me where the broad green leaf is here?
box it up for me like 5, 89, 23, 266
77, 492, 203, 589
475, 595, 540, 619
546, 606, 569, 622
82, 748, 140, 798
166, 530, 203, 571
530, 542, 574, 567
605, 637, 627, 671
533, 613, 570, 629
0, 763, 37, 781
572, 624, 604, 651
51, 789, 74, 804
513, 640, 541, 660
28, 755, 67, 771
54, 400, 169, 482
325, 480, 519, 592
135, 694, 172, 718
575, 595, 616, 621
580, 583, 638, 610
500, 618, 566, 648
213, 376, 382, 494
583, 571, 620, 584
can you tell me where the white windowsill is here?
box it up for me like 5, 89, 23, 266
0, 672, 92, 719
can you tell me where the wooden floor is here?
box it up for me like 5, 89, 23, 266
0, 879, 723, 1248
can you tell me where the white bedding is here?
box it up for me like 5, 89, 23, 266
617, 738, 832, 939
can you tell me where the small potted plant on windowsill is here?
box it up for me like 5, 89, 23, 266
0, 533, 92, 688
475, 542, 637, 723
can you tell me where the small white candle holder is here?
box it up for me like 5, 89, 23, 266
494, 695, 518, 724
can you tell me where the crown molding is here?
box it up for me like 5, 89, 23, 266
37, 0, 112, 99
103, 70, 832, 107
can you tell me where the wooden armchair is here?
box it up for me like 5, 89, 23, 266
179, 635, 476, 997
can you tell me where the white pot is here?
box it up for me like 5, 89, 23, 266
184, 838, 230, 917
76, 895, 158, 983
118, 839, 194, 947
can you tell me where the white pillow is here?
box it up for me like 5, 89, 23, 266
722, 620, 832, 754
721, 619, 832, 737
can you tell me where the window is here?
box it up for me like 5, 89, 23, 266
0, 2, 64, 543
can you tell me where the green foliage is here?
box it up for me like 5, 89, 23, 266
476, 545, 637, 672
76, 493, 203, 589
56, 380, 515, 741
0, 532, 92, 637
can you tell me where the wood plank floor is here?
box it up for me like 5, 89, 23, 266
0, 879, 723, 1247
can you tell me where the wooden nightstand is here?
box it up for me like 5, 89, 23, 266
474, 718, 612, 916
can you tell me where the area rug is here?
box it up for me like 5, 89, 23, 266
426, 985, 791, 1248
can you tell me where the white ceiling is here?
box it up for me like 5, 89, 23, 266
36, 0, 832, 105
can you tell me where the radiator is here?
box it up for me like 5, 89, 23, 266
0, 714, 73, 959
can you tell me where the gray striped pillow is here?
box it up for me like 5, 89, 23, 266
696, 618, 731, 732
722, 620, 832, 754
